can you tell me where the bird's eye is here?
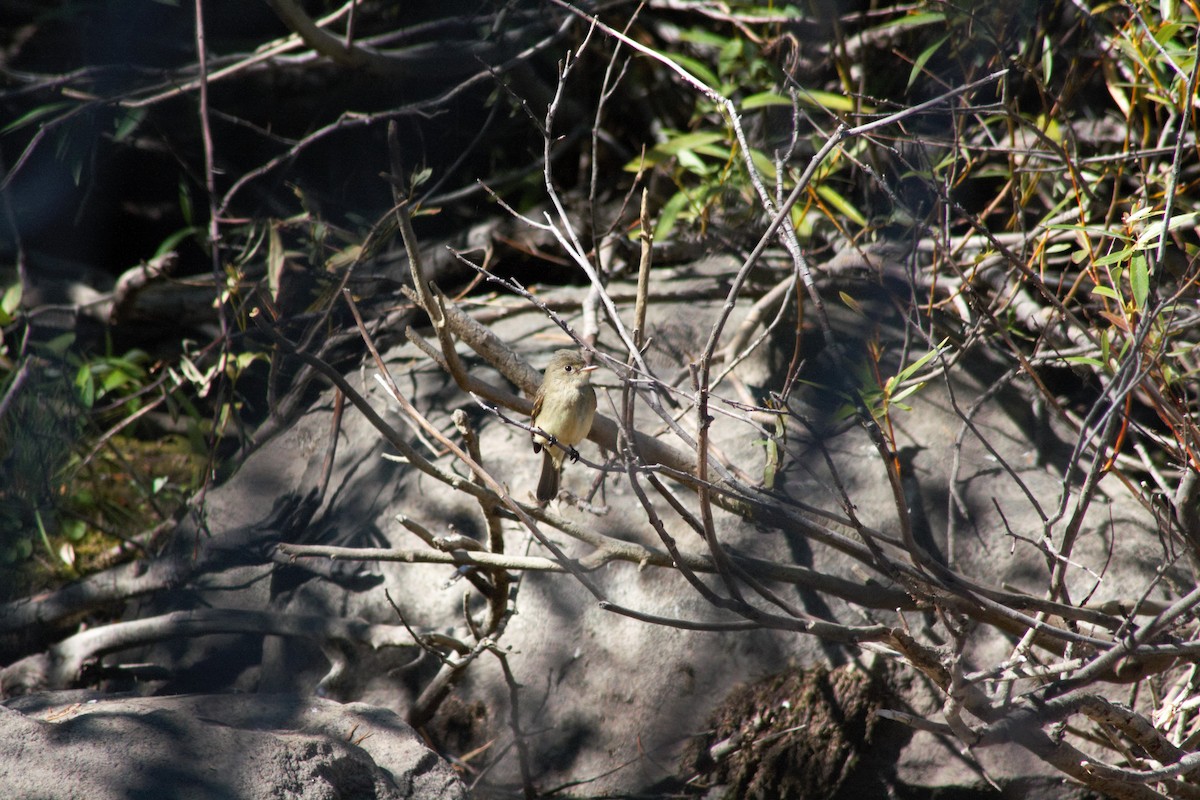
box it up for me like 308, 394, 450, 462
564, 365, 574, 373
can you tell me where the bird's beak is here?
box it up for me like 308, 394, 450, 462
581, 364, 599, 373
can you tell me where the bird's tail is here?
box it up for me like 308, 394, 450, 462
536, 449, 559, 503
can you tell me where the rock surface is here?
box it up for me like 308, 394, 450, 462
0, 692, 467, 800
2, 258, 1170, 799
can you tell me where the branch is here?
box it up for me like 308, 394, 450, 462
1, 608, 415, 695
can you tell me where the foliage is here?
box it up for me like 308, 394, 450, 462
0, 314, 207, 591
625, 0, 1200, 478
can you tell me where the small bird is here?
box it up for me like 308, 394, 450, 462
531, 350, 598, 502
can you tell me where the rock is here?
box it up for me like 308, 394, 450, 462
0, 692, 467, 800
2, 256, 1172, 799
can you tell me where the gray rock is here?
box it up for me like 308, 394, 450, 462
0, 692, 466, 800
4, 256, 1171, 799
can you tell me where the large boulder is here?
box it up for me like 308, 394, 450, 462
3, 256, 1171, 798
0, 692, 467, 799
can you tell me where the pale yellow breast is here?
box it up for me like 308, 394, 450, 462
533, 384, 596, 448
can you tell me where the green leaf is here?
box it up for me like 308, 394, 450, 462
62, 518, 88, 542
2, 282, 22, 315
678, 28, 728, 48
1093, 246, 1133, 268
748, 148, 777, 182
1, 535, 33, 564
75, 365, 96, 408
624, 154, 652, 173
741, 92, 793, 110
155, 226, 202, 259
654, 191, 691, 241
718, 36, 743, 77
1037, 114, 1062, 144
1129, 253, 1149, 310
655, 131, 727, 155
112, 107, 147, 142
2, 101, 73, 135
865, 11, 946, 35
909, 35, 948, 89
675, 148, 709, 174
816, 185, 867, 227
235, 350, 264, 370
791, 203, 814, 239
896, 339, 950, 383
44, 332, 76, 357
101, 365, 137, 393
664, 53, 719, 90
0, 283, 22, 324
410, 166, 432, 190
1044, 222, 1127, 238
1135, 211, 1200, 250
839, 291, 864, 315
33, 509, 56, 561
794, 89, 869, 113
1091, 285, 1119, 300
1065, 356, 1107, 368
628, 131, 729, 172
890, 381, 927, 406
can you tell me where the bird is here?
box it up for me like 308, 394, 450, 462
530, 350, 598, 502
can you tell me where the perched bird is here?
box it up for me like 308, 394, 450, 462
531, 350, 598, 502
